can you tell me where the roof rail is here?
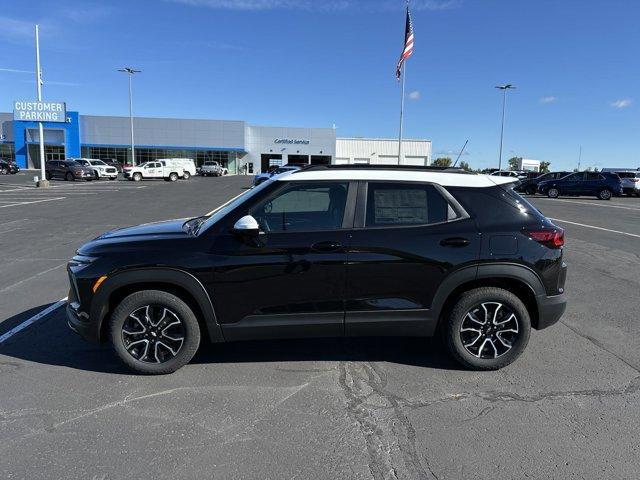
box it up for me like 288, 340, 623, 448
300, 164, 471, 174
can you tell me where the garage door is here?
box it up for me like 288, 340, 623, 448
378, 155, 399, 165
334, 158, 349, 165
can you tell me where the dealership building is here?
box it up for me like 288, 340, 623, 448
1, 102, 431, 173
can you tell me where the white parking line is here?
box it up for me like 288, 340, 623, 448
0, 298, 67, 345
537, 198, 640, 211
0, 197, 66, 208
550, 218, 640, 239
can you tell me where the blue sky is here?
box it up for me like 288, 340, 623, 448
1, 0, 638, 170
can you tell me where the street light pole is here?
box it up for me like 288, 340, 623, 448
118, 67, 141, 166
495, 84, 516, 171
35, 25, 48, 187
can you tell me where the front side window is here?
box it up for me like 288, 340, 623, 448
365, 182, 455, 227
249, 182, 348, 232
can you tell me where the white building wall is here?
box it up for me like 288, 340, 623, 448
518, 158, 542, 172
244, 125, 336, 174
335, 138, 431, 166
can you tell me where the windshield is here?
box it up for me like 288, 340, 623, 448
65, 161, 81, 166
196, 181, 272, 234
90, 160, 106, 166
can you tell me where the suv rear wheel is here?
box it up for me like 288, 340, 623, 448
132, 172, 142, 182
445, 287, 531, 370
182, 171, 191, 180
597, 188, 612, 200
169, 172, 179, 182
547, 187, 559, 198
110, 290, 201, 374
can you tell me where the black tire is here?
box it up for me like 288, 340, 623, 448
45, 171, 51, 180
132, 172, 142, 182
169, 172, 178, 182
445, 287, 531, 370
547, 187, 559, 198
65, 172, 74, 182
526, 186, 537, 196
0, 167, 8, 175
182, 171, 191, 180
94, 171, 100, 180
109, 176, 117, 181
597, 188, 612, 200
110, 290, 201, 374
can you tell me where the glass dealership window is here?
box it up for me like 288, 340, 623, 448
0, 143, 15, 161
81, 147, 237, 171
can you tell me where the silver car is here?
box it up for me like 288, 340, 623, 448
615, 171, 640, 196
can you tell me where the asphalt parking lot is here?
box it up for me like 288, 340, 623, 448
1, 173, 639, 479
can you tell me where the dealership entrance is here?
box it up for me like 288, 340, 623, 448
27, 144, 65, 169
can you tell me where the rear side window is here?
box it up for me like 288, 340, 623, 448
585, 172, 604, 180
365, 182, 455, 227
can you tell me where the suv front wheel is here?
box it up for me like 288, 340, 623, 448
445, 287, 531, 370
597, 188, 612, 200
110, 290, 201, 374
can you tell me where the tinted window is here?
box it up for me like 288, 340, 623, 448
250, 182, 348, 232
585, 172, 603, 180
365, 182, 452, 227
563, 173, 582, 181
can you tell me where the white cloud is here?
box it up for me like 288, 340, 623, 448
0, 67, 32, 74
611, 98, 632, 109
540, 96, 557, 104
0, 16, 33, 42
408, 90, 421, 100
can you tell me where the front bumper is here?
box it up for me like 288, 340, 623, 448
66, 301, 100, 343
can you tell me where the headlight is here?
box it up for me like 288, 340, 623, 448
70, 254, 98, 265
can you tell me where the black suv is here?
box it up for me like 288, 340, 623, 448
0, 158, 19, 174
516, 171, 571, 195
537, 171, 623, 200
67, 166, 567, 374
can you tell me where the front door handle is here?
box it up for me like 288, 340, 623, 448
311, 241, 342, 252
440, 237, 470, 247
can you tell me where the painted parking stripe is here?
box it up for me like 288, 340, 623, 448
537, 198, 640, 211
0, 197, 66, 208
0, 298, 67, 345
550, 218, 640, 239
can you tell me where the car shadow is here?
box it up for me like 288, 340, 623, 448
0, 305, 463, 374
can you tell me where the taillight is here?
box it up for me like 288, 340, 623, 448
525, 227, 565, 248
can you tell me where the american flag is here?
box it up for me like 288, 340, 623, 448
396, 6, 414, 80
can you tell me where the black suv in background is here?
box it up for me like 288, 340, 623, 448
517, 171, 571, 195
0, 158, 19, 174
537, 171, 623, 200
67, 166, 567, 374
45, 160, 95, 181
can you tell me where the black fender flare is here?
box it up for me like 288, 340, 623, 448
430, 263, 545, 323
90, 267, 223, 343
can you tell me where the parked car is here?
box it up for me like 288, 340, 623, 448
158, 158, 196, 179
0, 158, 19, 174
72, 158, 118, 180
490, 170, 528, 179
200, 161, 223, 177
103, 159, 124, 173
600, 168, 640, 197
67, 165, 567, 374
45, 160, 95, 181
253, 164, 301, 186
516, 171, 571, 195
537, 171, 623, 200
123, 161, 184, 182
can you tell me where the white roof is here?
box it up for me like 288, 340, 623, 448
281, 169, 517, 188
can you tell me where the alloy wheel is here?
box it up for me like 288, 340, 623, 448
460, 302, 519, 359
599, 189, 611, 200
121, 305, 185, 364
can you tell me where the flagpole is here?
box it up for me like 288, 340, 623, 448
397, 61, 406, 165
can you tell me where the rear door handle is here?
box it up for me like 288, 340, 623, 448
440, 237, 470, 247
311, 241, 342, 252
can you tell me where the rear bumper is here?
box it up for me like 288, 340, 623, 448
66, 302, 100, 343
535, 293, 567, 330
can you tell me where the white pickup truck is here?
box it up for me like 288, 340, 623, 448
123, 161, 184, 182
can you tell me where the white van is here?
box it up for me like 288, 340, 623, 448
158, 159, 196, 180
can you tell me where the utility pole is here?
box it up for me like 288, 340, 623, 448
118, 67, 141, 165
496, 84, 516, 171
35, 25, 48, 187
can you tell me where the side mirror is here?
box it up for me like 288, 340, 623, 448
233, 215, 260, 236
